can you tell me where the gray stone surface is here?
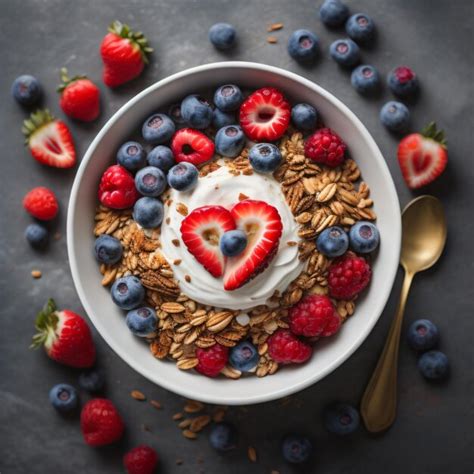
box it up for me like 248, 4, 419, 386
1, 0, 473, 472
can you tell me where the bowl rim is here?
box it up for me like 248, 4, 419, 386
67, 61, 401, 404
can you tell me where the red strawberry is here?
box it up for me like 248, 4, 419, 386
81, 398, 125, 446
100, 21, 152, 88
224, 200, 283, 291
180, 206, 236, 277
239, 87, 290, 141
23, 186, 58, 221
58, 68, 100, 122
98, 164, 140, 209
31, 299, 96, 368
124, 445, 159, 474
397, 122, 448, 189
22, 109, 76, 168
171, 128, 215, 166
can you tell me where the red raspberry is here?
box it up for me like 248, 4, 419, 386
171, 128, 215, 166
98, 164, 139, 209
196, 343, 228, 377
80, 398, 125, 446
321, 311, 342, 337
304, 128, 347, 167
123, 445, 159, 474
23, 186, 58, 220
267, 330, 312, 364
328, 252, 371, 300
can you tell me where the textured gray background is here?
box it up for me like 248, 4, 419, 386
1, 0, 473, 473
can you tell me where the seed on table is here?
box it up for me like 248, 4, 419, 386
31, 269, 42, 279
150, 400, 162, 410
182, 429, 198, 440
131, 390, 146, 401
267, 36, 278, 44
248, 446, 257, 462
173, 412, 184, 420
184, 399, 204, 413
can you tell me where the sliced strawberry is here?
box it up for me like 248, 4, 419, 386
239, 87, 290, 142
180, 206, 236, 277
171, 128, 215, 166
397, 122, 448, 189
224, 200, 283, 291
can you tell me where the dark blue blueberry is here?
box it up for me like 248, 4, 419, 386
25, 223, 49, 249
168, 103, 186, 124
167, 162, 199, 192
345, 13, 375, 44
209, 422, 237, 452
212, 109, 236, 129
135, 166, 167, 197
142, 113, 175, 145
126, 307, 158, 337
281, 434, 312, 464
324, 403, 360, 435
418, 350, 449, 380
49, 384, 78, 413
116, 141, 146, 171
349, 221, 379, 254
287, 29, 320, 62
387, 66, 419, 98
229, 340, 258, 372
133, 197, 164, 229
214, 84, 243, 112
319, 0, 349, 27
11, 74, 42, 106
407, 319, 440, 352
220, 230, 248, 257
316, 226, 349, 257
181, 95, 213, 129
78, 369, 105, 393
329, 39, 360, 68
291, 103, 318, 131
351, 65, 381, 95
147, 145, 175, 172
248, 143, 282, 173
208, 23, 237, 50
111, 275, 145, 310
94, 234, 123, 265
380, 101, 410, 132
215, 125, 246, 158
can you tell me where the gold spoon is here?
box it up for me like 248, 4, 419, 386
360, 195, 447, 433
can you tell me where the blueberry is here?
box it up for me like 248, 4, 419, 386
349, 221, 379, 253
214, 84, 243, 112
25, 223, 49, 249
181, 95, 213, 129
248, 143, 282, 173
142, 113, 175, 145
11, 74, 42, 106
116, 141, 146, 171
111, 275, 145, 310
133, 197, 164, 229
323, 403, 360, 435
345, 13, 375, 44
147, 145, 175, 172
126, 307, 158, 337
212, 109, 236, 129
380, 101, 410, 132
167, 162, 199, 192
351, 65, 381, 95
94, 234, 123, 265
79, 369, 105, 393
229, 340, 258, 372
387, 66, 419, 98
319, 0, 349, 27
135, 166, 167, 197
329, 39, 360, 68
281, 434, 312, 464
220, 230, 248, 257
209, 422, 237, 452
291, 103, 318, 131
209, 23, 237, 50
418, 350, 449, 380
288, 29, 320, 62
215, 125, 246, 158
168, 103, 186, 124
49, 384, 78, 413
407, 319, 440, 352
316, 226, 349, 257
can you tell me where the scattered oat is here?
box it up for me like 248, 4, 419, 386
178, 418, 193, 429
182, 429, 198, 440
173, 259, 182, 265
185, 274, 191, 283
31, 270, 42, 279
248, 446, 257, 462
172, 239, 180, 247
286, 241, 297, 247
184, 400, 204, 413
271, 470, 280, 474
176, 459, 183, 465
173, 412, 184, 420
267, 36, 278, 44
238, 192, 249, 201
190, 415, 211, 432
150, 400, 162, 410
166, 217, 171, 225
212, 408, 226, 423
131, 390, 146, 401
176, 202, 189, 216
267, 22, 284, 31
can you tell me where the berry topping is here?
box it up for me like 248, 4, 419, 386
171, 128, 215, 165
213, 108, 236, 129
349, 221, 380, 254
229, 340, 258, 372
380, 101, 410, 133
387, 66, 419, 97
214, 84, 243, 112
11, 74, 42, 106
329, 39, 360, 68
208, 23, 237, 50
147, 145, 175, 172
287, 29, 320, 62
220, 229, 248, 257
319, 0, 349, 27
248, 143, 282, 173
94, 234, 123, 265
267, 330, 312, 364
304, 128, 347, 167
98, 164, 139, 209
351, 65, 381, 95
167, 162, 199, 192
328, 252, 371, 300
281, 434, 313, 464
126, 307, 158, 337
417, 350, 449, 380
407, 319, 440, 352
135, 166, 167, 197
345, 13, 375, 44
291, 103, 318, 131
25, 223, 49, 249
316, 226, 349, 257
196, 343, 229, 377
181, 95, 213, 129
142, 113, 175, 145
323, 403, 360, 435
123, 445, 159, 474
117, 141, 146, 171
49, 383, 79, 413
23, 186, 58, 221
111, 275, 145, 310
215, 125, 246, 158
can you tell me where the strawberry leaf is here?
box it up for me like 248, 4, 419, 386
421, 122, 447, 148
30, 298, 58, 349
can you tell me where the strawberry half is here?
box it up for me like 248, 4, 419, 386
180, 206, 236, 277
224, 200, 283, 291
22, 109, 76, 168
239, 87, 290, 141
171, 128, 215, 166
397, 122, 448, 189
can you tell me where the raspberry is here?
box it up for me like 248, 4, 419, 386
98, 164, 139, 209
196, 343, 229, 377
267, 330, 312, 364
321, 311, 342, 337
328, 252, 371, 300
123, 445, 159, 474
304, 128, 347, 167
23, 186, 58, 220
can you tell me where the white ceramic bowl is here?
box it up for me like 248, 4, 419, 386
68, 62, 401, 405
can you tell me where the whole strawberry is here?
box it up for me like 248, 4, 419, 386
31, 299, 96, 368
304, 128, 346, 167
100, 21, 153, 88
58, 68, 100, 122
23, 186, 58, 220
124, 445, 159, 474
98, 164, 139, 209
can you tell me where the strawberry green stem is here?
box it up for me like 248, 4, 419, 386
57, 67, 87, 93
108, 20, 153, 64
421, 122, 447, 147
30, 298, 59, 349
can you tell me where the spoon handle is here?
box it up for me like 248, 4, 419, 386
360, 270, 414, 433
